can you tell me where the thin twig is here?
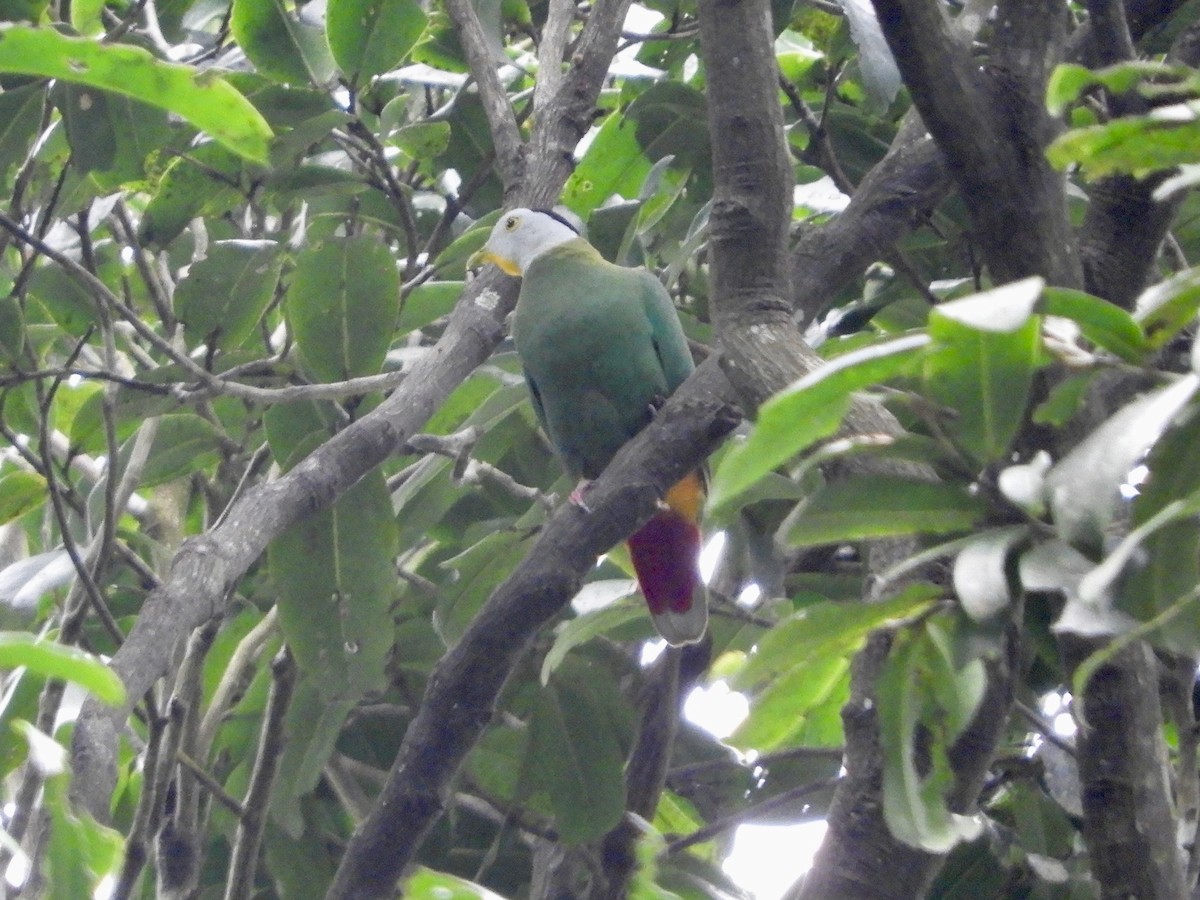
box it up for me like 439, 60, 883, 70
224, 648, 296, 900
665, 777, 839, 855
196, 606, 279, 762
670, 745, 844, 782
1015, 699, 1076, 758
174, 751, 246, 818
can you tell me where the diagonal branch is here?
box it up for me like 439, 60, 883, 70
69, 0, 636, 825
325, 360, 742, 900
533, 0, 575, 121
445, 0, 525, 187
791, 128, 951, 327
69, 267, 520, 819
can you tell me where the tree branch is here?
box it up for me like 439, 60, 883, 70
223, 648, 297, 900
791, 128, 951, 327
1060, 638, 1187, 898
697, 0, 797, 413
596, 643, 708, 899
69, 0, 636, 824
69, 268, 519, 819
870, 0, 1081, 287
444, 0, 525, 188
325, 360, 742, 900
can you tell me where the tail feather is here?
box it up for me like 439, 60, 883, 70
627, 471, 708, 646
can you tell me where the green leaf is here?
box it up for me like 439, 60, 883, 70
1046, 61, 1195, 114
138, 142, 247, 247
287, 235, 400, 383
1083, 490, 1200, 600
327, 0, 427, 82
0, 83, 46, 186
1118, 404, 1200, 648
40, 756, 125, 899
730, 653, 850, 750
389, 121, 452, 161
1032, 371, 1094, 427
1046, 63, 1097, 115
0, 470, 46, 524
265, 161, 366, 201
879, 618, 985, 852
467, 725, 532, 805
141, 414, 223, 486
0, 667, 42, 775
1133, 266, 1200, 349
1047, 102, 1200, 180
264, 399, 337, 471
625, 82, 712, 182
70, 0, 105, 35
733, 589, 938, 688
540, 591, 642, 684
528, 660, 628, 843
176, 240, 285, 351
398, 280, 462, 335
231, 0, 335, 87
0, 294, 22, 364
403, 867, 503, 899
1040, 287, 1147, 362
563, 111, 653, 217
925, 278, 1044, 465
64, 90, 174, 188
0, 26, 271, 162
269, 470, 396, 701
434, 530, 533, 645
28, 264, 98, 336
730, 590, 938, 751
708, 333, 930, 516
264, 824, 338, 900
271, 678, 357, 835
775, 29, 823, 83
1046, 374, 1200, 554
0, 633, 125, 705
781, 475, 987, 547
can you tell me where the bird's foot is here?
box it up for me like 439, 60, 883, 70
569, 479, 593, 513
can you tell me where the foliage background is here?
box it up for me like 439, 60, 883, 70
1, 0, 1200, 898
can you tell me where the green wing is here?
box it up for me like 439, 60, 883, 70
525, 367, 551, 437
638, 269, 694, 393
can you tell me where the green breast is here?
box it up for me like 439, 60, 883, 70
513, 242, 681, 480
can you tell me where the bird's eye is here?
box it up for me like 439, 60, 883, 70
504, 216, 519, 231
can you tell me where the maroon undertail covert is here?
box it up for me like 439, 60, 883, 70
626, 510, 702, 615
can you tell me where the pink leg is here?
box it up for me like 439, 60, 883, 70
569, 479, 593, 512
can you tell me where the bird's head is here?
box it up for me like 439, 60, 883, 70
468, 208, 580, 277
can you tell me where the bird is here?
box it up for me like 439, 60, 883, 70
469, 207, 708, 645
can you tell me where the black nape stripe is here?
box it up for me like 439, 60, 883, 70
531, 207, 581, 235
